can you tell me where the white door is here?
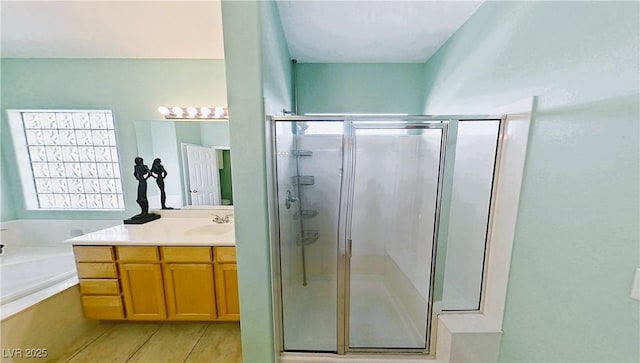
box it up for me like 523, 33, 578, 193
184, 144, 220, 205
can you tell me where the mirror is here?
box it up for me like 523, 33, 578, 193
134, 120, 232, 209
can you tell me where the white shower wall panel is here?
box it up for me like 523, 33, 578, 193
295, 134, 342, 279
381, 132, 440, 337
350, 135, 395, 263
381, 131, 441, 301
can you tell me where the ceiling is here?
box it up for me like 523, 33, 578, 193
0, 1, 225, 59
1, 1, 482, 63
277, 1, 484, 63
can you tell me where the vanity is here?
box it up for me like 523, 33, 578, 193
67, 215, 238, 322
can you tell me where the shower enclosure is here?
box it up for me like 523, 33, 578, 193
268, 115, 502, 355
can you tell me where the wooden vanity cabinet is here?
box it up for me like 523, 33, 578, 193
117, 246, 166, 320
73, 245, 239, 322
162, 247, 217, 320
214, 247, 240, 320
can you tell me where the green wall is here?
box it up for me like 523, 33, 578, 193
200, 122, 231, 148
421, 2, 639, 362
261, 1, 293, 115
262, 1, 294, 117
296, 63, 425, 114
0, 151, 15, 221
0, 58, 227, 220
0, 60, 14, 221
220, 150, 233, 204
222, 0, 292, 361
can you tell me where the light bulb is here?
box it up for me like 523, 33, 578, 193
187, 107, 198, 117
200, 107, 212, 117
172, 107, 184, 117
213, 107, 225, 118
157, 106, 170, 115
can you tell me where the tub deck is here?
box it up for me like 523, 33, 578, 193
0, 219, 120, 320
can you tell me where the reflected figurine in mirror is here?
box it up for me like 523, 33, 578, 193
133, 157, 152, 217
151, 158, 173, 210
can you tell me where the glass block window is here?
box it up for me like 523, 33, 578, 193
21, 111, 125, 210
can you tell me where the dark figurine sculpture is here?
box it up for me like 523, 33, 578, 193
133, 157, 152, 217
124, 157, 160, 224
151, 158, 173, 210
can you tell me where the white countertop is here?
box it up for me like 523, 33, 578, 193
66, 217, 235, 246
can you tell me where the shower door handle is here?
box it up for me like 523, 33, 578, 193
285, 190, 297, 209
347, 239, 352, 258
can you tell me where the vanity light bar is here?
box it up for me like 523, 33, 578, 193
157, 106, 228, 120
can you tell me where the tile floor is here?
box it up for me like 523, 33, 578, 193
54, 322, 242, 363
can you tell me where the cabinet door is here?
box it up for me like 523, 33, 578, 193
214, 263, 240, 320
164, 263, 216, 320
119, 263, 166, 320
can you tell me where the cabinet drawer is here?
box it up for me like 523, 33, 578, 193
74, 246, 114, 262
116, 246, 159, 262
80, 279, 120, 295
214, 247, 236, 263
162, 247, 212, 263
77, 262, 118, 278
82, 295, 124, 320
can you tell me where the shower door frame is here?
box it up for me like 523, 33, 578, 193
268, 115, 506, 357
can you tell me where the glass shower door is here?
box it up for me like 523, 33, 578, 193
346, 123, 447, 350
274, 121, 344, 352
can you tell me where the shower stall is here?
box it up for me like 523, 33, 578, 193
268, 115, 502, 355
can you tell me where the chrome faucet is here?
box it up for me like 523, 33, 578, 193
212, 214, 233, 224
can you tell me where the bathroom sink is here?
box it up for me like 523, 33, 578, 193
185, 223, 233, 236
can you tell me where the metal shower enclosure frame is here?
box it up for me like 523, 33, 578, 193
266, 114, 505, 357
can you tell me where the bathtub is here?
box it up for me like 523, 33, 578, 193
0, 219, 120, 320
